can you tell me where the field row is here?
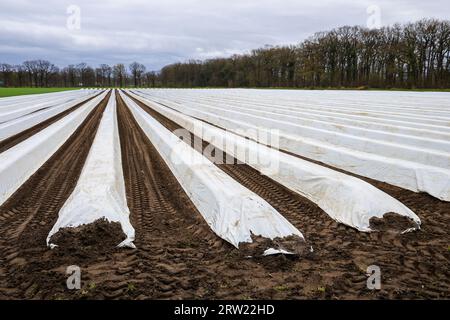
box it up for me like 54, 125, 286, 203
0, 89, 428, 251
0, 89, 448, 299
131, 88, 450, 201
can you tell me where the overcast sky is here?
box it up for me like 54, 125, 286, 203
0, 0, 449, 71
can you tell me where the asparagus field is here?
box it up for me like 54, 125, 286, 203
0, 89, 448, 299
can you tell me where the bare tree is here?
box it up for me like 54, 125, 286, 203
0, 63, 13, 87
100, 64, 112, 87
76, 63, 88, 86
129, 62, 146, 87
113, 63, 127, 87
144, 71, 158, 87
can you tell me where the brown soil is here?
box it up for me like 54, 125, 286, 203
127, 92, 450, 299
0, 92, 110, 299
49, 218, 127, 252
369, 213, 418, 233
0, 92, 101, 153
0, 90, 448, 300
239, 235, 311, 257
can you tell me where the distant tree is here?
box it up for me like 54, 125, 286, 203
15, 64, 27, 87
129, 62, 146, 87
66, 65, 77, 87
23, 60, 37, 86
36, 60, 57, 87
76, 63, 89, 86
113, 63, 127, 87
157, 19, 450, 89
0, 63, 13, 87
100, 64, 112, 87
144, 71, 158, 87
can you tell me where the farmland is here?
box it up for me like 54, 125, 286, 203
0, 89, 449, 299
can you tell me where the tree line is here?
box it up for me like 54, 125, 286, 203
159, 19, 450, 89
1, 19, 449, 89
0, 61, 156, 88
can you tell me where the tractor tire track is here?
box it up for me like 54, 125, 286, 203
115, 92, 236, 299
0, 87, 447, 300
128, 92, 450, 299
0, 92, 109, 299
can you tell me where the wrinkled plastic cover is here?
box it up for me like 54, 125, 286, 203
0, 89, 96, 108
0, 92, 100, 142
0, 90, 99, 123
128, 91, 421, 232
151, 89, 450, 146
47, 91, 135, 248
177, 102, 449, 168
133, 90, 450, 202
0, 89, 95, 110
120, 91, 304, 250
0, 91, 108, 206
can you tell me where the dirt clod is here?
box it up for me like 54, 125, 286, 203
369, 212, 418, 233
49, 218, 127, 251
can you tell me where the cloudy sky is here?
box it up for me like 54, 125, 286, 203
0, 0, 448, 71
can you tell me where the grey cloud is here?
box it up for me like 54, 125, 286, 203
0, 0, 449, 70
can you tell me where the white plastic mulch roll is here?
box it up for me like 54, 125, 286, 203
0, 92, 100, 142
0, 89, 84, 110
154, 93, 450, 153
134, 92, 450, 168
120, 91, 305, 251
0, 91, 108, 206
46, 91, 135, 248
0, 90, 88, 108
128, 91, 421, 232
0, 90, 96, 123
133, 90, 450, 202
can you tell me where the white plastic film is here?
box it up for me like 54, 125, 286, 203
0, 91, 108, 206
120, 91, 305, 251
133, 89, 450, 201
0, 92, 101, 142
47, 91, 135, 248
128, 91, 421, 232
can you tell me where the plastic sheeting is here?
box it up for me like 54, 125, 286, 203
0, 91, 108, 206
47, 91, 135, 248
134, 92, 450, 169
0, 90, 90, 111
161, 89, 450, 118
120, 91, 305, 250
0, 90, 98, 123
154, 94, 450, 153
184, 94, 450, 140
128, 91, 421, 232
0, 92, 100, 142
0, 89, 97, 108
133, 90, 450, 201
133, 89, 450, 130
